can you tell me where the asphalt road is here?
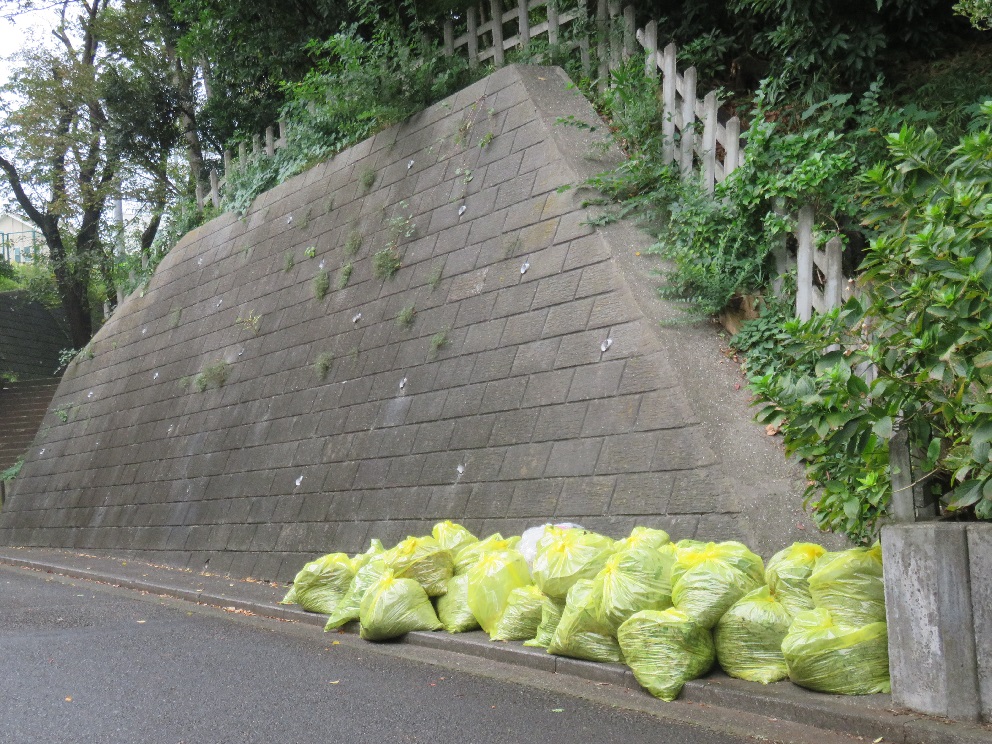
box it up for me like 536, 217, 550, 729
0, 565, 794, 744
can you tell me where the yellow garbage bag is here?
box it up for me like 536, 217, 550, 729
383, 535, 454, 597
491, 585, 545, 641
782, 608, 890, 694
672, 558, 763, 629
524, 595, 566, 649
547, 580, 623, 663
466, 550, 532, 635
359, 572, 443, 641
532, 528, 615, 600
324, 555, 389, 630
808, 545, 885, 627
351, 538, 385, 572
714, 586, 791, 683
671, 541, 765, 587
453, 533, 515, 575
617, 608, 715, 701
435, 573, 480, 633
593, 546, 673, 632
281, 552, 355, 614
432, 521, 477, 554
764, 542, 826, 618
616, 526, 671, 552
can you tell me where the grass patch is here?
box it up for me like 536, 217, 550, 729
372, 248, 401, 280
429, 327, 450, 358
359, 167, 376, 192
395, 305, 416, 329
344, 229, 362, 257
283, 251, 295, 272
193, 361, 229, 392
337, 262, 354, 289
235, 310, 262, 334
313, 269, 330, 301
314, 352, 334, 380
427, 264, 443, 291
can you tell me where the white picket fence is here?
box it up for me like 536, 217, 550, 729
441, 2, 851, 321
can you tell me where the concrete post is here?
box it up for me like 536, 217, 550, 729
882, 523, 982, 722
967, 524, 992, 721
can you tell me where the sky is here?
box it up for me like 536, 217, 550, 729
0, 4, 58, 90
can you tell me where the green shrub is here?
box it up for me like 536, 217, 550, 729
745, 106, 992, 539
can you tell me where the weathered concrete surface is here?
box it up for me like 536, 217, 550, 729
0, 65, 828, 581
968, 524, 992, 721
882, 524, 984, 722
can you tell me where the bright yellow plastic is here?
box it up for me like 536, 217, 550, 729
532, 528, 615, 600
490, 585, 545, 641
617, 608, 715, 701
672, 558, 763, 629
808, 545, 885, 627
616, 526, 671, 551
432, 521, 478, 554
782, 608, 890, 694
359, 572, 443, 641
466, 550, 532, 635
593, 546, 674, 632
435, 573, 480, 633
453, 533, 513, 575
324, 555, 389, 631
671, 541, 765, 587
383, 535, 454, 597
547, 580, 623, 663
764, 542, 826, 618
524, 595, 566, 649
714, 586, 791, 683
282, 552, 355, 614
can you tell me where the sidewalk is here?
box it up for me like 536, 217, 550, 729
1, 546, 989, 744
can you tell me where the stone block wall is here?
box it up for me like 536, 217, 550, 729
0, 65, 821, 581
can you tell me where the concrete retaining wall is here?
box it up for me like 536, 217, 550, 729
0, 65, 824, 581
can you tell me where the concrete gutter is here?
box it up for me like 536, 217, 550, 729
1, 547, 989, 744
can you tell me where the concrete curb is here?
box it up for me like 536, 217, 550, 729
3, 553, 990, 744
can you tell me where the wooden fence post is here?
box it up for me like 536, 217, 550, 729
642, 20, 658, 78
490, 0, 505, 66
700, 90, 718, 193
265, 126, 275, 156
724, 116, 740, 179
467, 6, 479, 67
679, 66, 697, 177
577, 2, 591, 77
195, 181, 204, 213
444, 18, 454, 55
547, 1, 559, 45
661, 42, 676, 163
277, 119, 288, 149
596, 0, 608, 91
209, 169, 220, 208
223, 149, 232, 175
517, 0, 530, 48
622, 5, 636, 60
608, 0, 621, 72
796, 204, 815, 322
889, 428, 918, 522
823, 235, 844, 310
